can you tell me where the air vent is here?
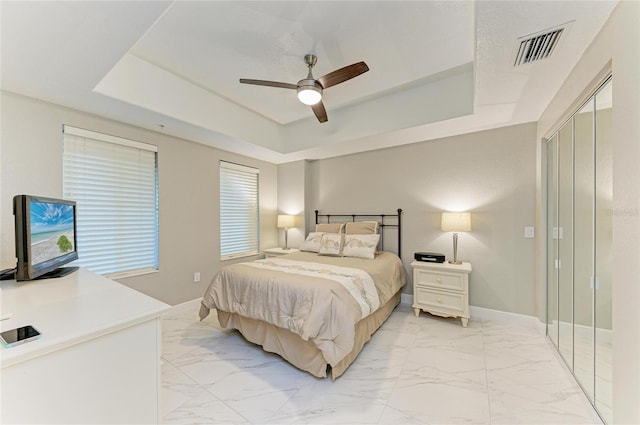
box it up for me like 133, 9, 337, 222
513, 27, 564, 67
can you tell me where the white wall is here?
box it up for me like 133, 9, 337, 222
0, 91, 278, 305
305, 122, 538, 316
276, 160, 306, 249
536, 1, 640, 422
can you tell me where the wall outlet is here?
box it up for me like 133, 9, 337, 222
524, 226, 535, 238
193, 272, 201, 283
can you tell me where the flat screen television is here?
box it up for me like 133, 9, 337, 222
13, 194, 79, 281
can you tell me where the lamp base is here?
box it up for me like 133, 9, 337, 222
283, 227, 289, 250
449, 233, 462, 265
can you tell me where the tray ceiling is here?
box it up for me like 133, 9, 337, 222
1, 1, 617, 163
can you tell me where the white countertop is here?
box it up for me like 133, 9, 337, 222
0, 268, 170, 368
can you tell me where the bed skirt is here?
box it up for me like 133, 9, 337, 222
216, 291, 401, 379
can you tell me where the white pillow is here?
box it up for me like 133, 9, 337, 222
300, 232, 325, 253
342, 234, 380, 259
318, 233, 344, 256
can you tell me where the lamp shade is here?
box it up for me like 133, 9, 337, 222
441, 212, 471, 232
277, 214, 296, 228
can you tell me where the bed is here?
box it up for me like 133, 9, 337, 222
199, 209, 406, 379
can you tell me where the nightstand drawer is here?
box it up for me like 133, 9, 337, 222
414, 269, 464, 291
415, 286, 465, 313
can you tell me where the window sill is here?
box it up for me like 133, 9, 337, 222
221, 252, 260, 262
106, 268, 158, 280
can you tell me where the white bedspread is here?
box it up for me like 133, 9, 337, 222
243, 258, 380, 319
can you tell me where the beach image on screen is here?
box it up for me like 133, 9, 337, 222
30, 200, 75, 266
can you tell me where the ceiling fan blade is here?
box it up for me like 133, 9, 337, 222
239, 79, 297, 90
311, 101, 328, 123
317, 61, 369, 89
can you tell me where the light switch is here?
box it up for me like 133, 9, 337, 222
524, 226, 535, 238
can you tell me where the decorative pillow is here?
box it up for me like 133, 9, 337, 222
318, 234, 344, 256
299, 232, 325, 253
315, 223, 345, 233
342, 234, 380, 259
345, 221, 379, 235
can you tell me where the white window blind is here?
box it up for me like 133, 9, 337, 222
220, 161, 259, 260
63, 125, 159, 277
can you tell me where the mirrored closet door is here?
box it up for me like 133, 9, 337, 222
546, 77, 612, 424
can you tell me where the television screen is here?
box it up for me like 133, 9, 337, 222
13, 195, 79, 281
29, 200, 76, 267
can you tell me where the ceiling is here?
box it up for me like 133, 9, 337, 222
1, 1, 617, 164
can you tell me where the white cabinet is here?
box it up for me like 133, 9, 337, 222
263, 247, 299, 258
411, 261, 472, 327
0, 268, 169, 423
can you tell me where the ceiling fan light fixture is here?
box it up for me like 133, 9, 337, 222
297, 81, 322, 105
239, 54, 369, 122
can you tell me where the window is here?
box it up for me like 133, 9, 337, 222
219, 161, 259, 259
62, 125, 159, 277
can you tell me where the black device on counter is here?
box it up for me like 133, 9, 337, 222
414, 252, 446, 263
0, 325, 41, 348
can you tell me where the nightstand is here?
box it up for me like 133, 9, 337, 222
263, 247, 300, 258
411, 260, 472, 327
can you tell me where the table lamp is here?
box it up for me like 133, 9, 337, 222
277, 214, 295, 250
441, 212, 471, 264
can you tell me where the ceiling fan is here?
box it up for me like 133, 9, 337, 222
240, 54, 369, 123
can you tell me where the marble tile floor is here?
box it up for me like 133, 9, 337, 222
161, 302, 603, 424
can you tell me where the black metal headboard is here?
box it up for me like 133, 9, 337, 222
314, 209, 403, 258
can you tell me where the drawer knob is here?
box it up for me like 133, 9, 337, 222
436, 277, 441, 282
437, 297, 442, 303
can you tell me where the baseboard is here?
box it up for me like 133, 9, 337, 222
164, 297, 202, 316
402, 294, 545, 335
470, 305, 546, 335
551, 320, 612, 344
595, 327, 612, 344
